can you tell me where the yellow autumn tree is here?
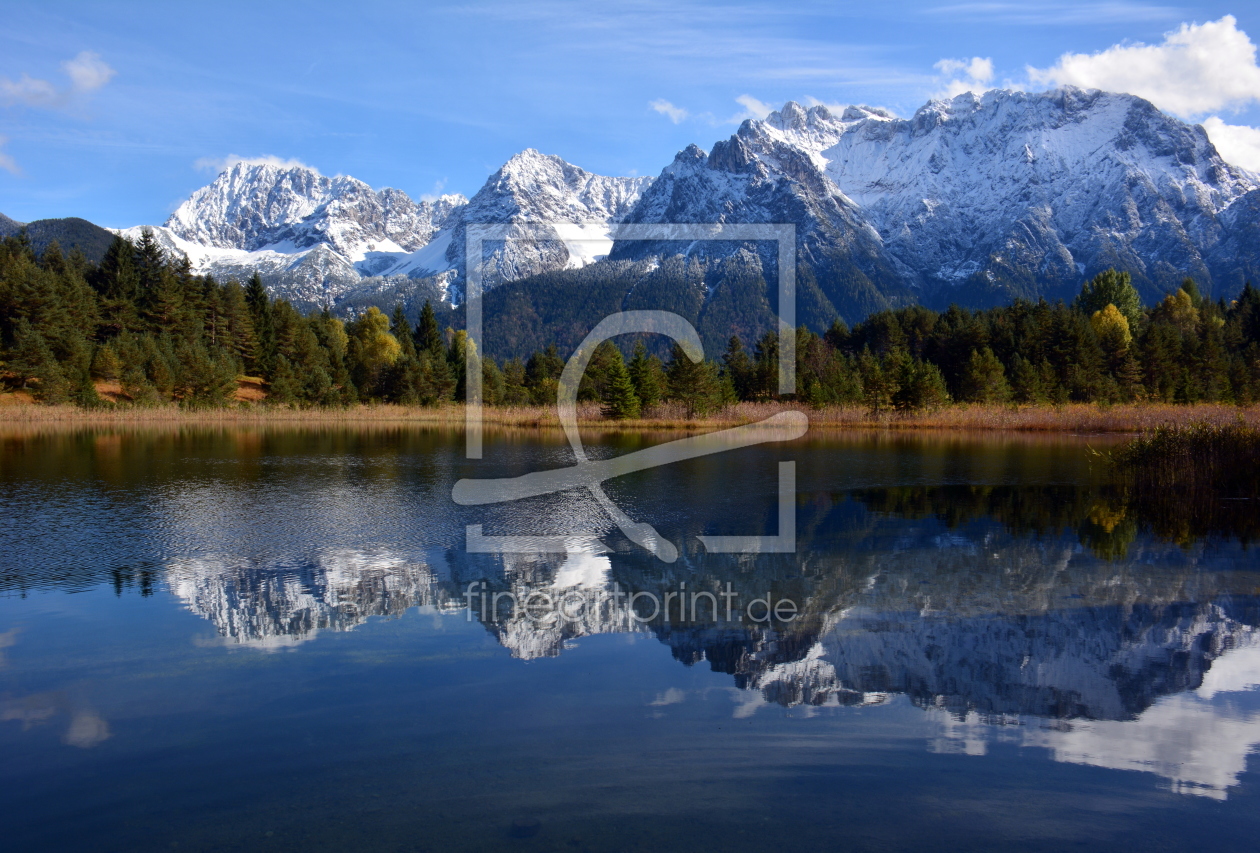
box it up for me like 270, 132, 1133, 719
1153, 288, 1199, 335
353, 307, 402, 368
1090, 303, 1132, 354
347, 307, 401, 397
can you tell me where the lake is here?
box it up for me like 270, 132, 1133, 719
2, 425, 1259, 852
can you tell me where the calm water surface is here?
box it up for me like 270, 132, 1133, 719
2, 426, 1259, 852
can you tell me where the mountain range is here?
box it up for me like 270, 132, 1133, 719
18, 85, 1260, 328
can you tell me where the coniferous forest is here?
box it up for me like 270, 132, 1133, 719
3, 229, 1260, 418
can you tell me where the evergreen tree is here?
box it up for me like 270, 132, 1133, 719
890, 351, 950, 412
665, 342, 720, 417
414, 300, 445, 358
525, 343, 564, 405
600, 346, 641, 419
481, 355, 506, 406
10, 320, 68, 401
858, 349, 895, 416
244, 273, 276, 376
751, 331, 780, 400
960, 347, 1011, 403
627, 340, 665, 410
578, 340, 621, 402
222, 281, 257, 370
93, 235, 140, 334
391, 304, 417, 359
1010, 355, 1048, 404
721, 335, 755, 400
823, 318, 850, 350
500, 358, 530, 405
91, 342, 122, 382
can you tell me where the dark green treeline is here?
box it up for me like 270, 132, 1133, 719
3, 231, 1260, 417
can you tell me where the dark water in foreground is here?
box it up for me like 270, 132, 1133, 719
2, 426, 1259, 852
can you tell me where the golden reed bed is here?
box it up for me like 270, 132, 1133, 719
2, 399, 1257, 433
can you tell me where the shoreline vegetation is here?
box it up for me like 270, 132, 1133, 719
6, 230, 1260, 436
1110, 422, 1260, 543
2, 399, 1259, 434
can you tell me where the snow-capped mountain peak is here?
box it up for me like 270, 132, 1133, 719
163, 160, 463, 260
125, 151, 651, 310
615, 87, 1260, 318
122, 87, 1260, 320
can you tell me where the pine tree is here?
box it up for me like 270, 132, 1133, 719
93, 235, 141, 333
752, 331, 779, 400
10, 320, 69, 402
71, 369, 102, 408
578, 340, 621, 402
266, 355, 301, 405
414, 300, 445, 358
960, 347, 1011, 403
500, 358, 530, 405
244, 273, 276, 376
482, 355, 506, 406
1115, 351, 1146, 402
824, 318, 850, 350
721, 336, 755, 401
1010, 355, 1047, 404
525, 343, 564, 405
627, 341, 664, 410
174, 340, 237, 407
221, 281, 257, 371
665, 342, 720, 417
391, 304, 417, 359
858, 349, 895, 416
448, 328, 471, 400
889, 350, 949, 412
91, 342, 122, 382
600, 346, 641, 419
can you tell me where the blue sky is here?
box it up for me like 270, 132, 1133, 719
2, 1, 1260, 227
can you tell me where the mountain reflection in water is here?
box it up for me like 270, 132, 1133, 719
159, 521, 1260, 800
3, 425, 1260, 822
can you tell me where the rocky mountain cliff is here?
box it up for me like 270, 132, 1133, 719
614, 88, 1259, 315
117, 86, 1260, 322
119, 151, 649, 312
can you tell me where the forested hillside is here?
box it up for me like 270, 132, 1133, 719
0, 216, 115, 263
2, 229, 1259, 416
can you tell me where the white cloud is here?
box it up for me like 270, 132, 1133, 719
1026, 15, 1260, 118
0, 51, 115, 109
934, 56, 994, 98
1201, 117, 1260, 172
802, 96, 849, 115
0, 74, 59, 108
731, 94, 774, 122
193, 154, 315, 174
62, 710, 111, 748
650, 98, 688, 124
658, 95, 776, 127
61, 52, 115, 95
0, 136, 19, 176
419, 178, 448, 202
650, 687, 686, 706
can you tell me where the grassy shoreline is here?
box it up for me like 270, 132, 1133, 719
1, 399, 1258, 433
